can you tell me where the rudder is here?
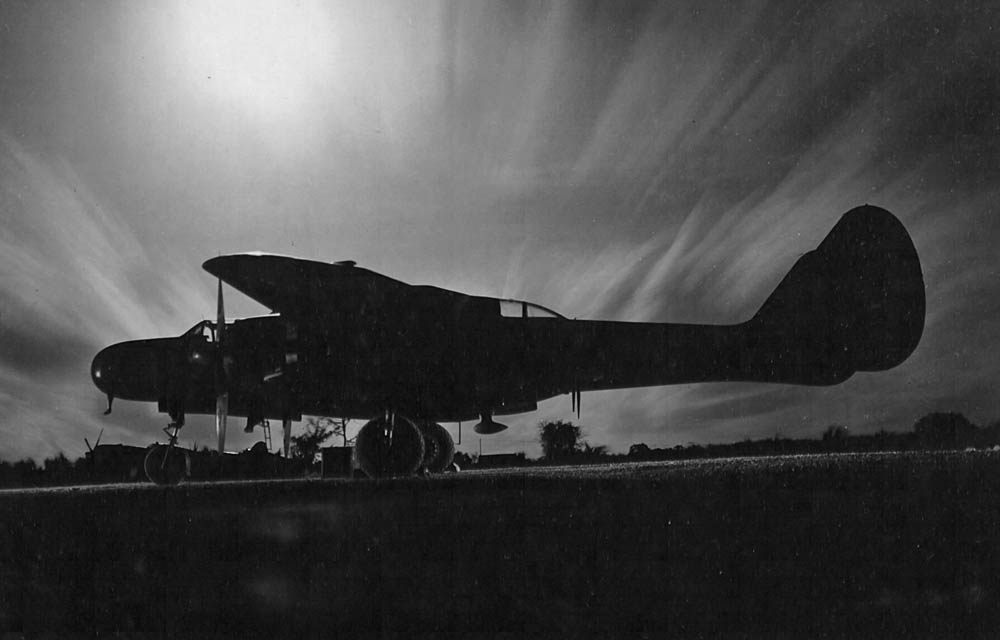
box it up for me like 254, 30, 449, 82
742, 205, 925, 384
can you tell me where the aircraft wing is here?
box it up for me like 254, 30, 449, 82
202, 253, 471, 320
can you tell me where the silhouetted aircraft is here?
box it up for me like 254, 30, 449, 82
91, 205, 924, 482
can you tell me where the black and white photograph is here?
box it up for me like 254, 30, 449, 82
0, 0, 998, 636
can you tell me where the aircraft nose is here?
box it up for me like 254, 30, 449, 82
91, 341, 162, 402
90, 345, 118, 395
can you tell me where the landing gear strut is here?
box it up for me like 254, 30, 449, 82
144, 412, 187, 485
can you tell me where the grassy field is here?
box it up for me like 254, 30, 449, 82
1, 451, 998, 636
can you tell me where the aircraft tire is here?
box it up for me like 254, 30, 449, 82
144, 444, 186, 485
417, 421, 455, 473
354, 415, 425, 478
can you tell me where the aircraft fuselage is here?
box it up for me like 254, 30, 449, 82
91, 205, 925, 429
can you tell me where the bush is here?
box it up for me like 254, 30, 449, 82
539, 421, 582, 461
913, 412, 978, 449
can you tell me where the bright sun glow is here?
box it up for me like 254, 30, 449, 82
174, 0, 337, 121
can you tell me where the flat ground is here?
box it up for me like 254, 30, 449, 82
1, 451, 999, 636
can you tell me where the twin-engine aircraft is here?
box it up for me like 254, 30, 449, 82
91, 205, 924, 482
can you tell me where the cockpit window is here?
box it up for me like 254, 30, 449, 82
499, 300, 523, 318
526, 302, 562, 318
498, 299, 563, 319
185, 320, 216, 343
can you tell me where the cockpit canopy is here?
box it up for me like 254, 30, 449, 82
185, 320, 216, 342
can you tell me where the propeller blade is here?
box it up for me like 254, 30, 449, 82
216, 278, 226, 352
215, 278, 228, 453
216, 392, 228, 453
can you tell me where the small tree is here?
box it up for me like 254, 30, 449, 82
337, 418, 355, 447
580, 442, 608, 459
913, 412, 978, 449
539, 420, 582, 460
821, 424, 850, 451
322, 417, 355, 447
43, 452, 73, 474
629, 443, 651, 459
822, 424, 849, 441
12, 459, 38, 485
290, 417, 334, 464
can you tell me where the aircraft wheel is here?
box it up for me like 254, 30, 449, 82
354, 415, 425, 478
417, 421, 455, 473
144, 444, 186, 485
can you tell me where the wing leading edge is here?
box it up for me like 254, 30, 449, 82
202, 253, 417, 320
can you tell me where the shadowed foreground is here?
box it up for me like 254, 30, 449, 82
1, 452, 998, 636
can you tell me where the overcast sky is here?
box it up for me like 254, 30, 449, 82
1, 0, 998, 461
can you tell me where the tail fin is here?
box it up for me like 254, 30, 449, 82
743, 205, 925, 385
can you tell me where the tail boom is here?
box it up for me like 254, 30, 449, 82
565, 205, 925, 391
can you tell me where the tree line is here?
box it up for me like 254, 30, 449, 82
0, 411, 997, 487
530, 411, 1000, 465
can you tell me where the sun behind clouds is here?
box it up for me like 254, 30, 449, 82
171, 0, 338, 123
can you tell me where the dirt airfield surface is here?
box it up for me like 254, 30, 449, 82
2, 451, 999, 636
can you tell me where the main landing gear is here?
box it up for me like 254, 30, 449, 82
142, 407, 457, 482
418, 421, 456, 474
353, 413, 455, 478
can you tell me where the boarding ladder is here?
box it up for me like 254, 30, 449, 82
262, 419, 273, 453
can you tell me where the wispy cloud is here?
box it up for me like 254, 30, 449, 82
0, 132, 216, 459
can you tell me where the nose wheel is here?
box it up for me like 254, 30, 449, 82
144, 420, 187, 485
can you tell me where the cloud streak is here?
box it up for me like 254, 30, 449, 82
0, 132, 217, 459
